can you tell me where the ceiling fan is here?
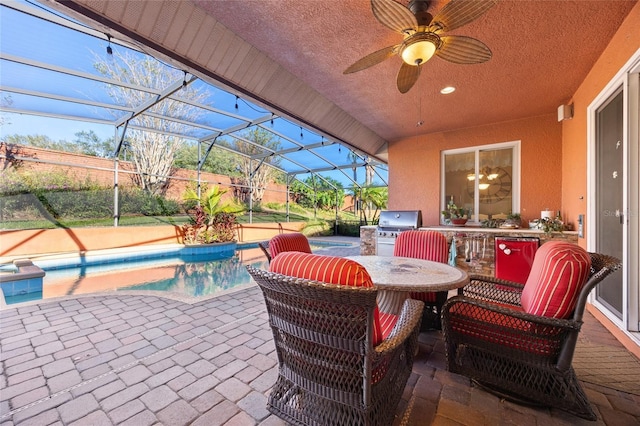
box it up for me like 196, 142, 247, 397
344, 0, 497, 93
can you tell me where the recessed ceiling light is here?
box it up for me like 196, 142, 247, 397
440, 86, 456, 94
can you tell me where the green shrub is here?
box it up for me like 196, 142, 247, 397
42, 189, 113, 218
336, 220, 363, 237
119, 188, 182, 216
0, 169, 181, 223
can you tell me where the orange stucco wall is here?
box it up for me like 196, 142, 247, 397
561, 2, 640, 249
0, 222, 306, 259
388, 1, 640, 242
388, 114, 562, 227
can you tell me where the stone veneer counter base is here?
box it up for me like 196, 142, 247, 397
420, 227, 578, 276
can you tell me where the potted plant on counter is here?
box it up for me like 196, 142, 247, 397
529, 217, 565, 235
500, 212, 521, 228
442, 198, 468, 226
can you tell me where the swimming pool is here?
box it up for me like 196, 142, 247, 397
1, 240, 355, 305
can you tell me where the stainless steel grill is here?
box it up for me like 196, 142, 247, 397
376, 210, 422, 256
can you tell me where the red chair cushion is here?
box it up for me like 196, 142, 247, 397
521, 242, 592, 319
394, 230, 449, 301
270, 252, 395, 346
378, 312, 399, 341
269, 232, 312, 259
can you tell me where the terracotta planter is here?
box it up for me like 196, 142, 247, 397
450, 218, 468, 226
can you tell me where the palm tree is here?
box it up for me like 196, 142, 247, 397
359, 185, 388, 225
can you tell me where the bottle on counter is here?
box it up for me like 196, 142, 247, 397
555, 210, 564, 231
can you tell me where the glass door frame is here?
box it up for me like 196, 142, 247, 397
587, 49, 640, 336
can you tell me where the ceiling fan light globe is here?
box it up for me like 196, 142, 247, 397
400, 32, 438, 66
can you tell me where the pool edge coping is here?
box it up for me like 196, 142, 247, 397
0, 237, 360, 309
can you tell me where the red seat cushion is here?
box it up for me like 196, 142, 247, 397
270, 251, 395, 346
521, 241, 592, 319
447, 301, 562, 356
268, 232, 312, 259
394, 230, 449, 302
411, 292, 438, 302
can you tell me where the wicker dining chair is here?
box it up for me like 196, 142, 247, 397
247, 252, 423, 426
257, 240, 272, 262
268, 232, 312, 260
394, 229, 449, 330
441, 241, 621, 420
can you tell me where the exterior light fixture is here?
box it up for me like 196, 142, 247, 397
106, 34, 113, 55
400, 32, 439, 66
440, 86, 456, 94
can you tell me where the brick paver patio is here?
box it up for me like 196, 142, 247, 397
1, 239, 639, 425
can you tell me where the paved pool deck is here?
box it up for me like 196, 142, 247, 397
1, 237, 639, 425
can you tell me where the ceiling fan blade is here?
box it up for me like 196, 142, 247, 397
430, 0, 497, 32
344, 45, 398, 74
397, 62, 421, 94
371, 0, 417, 34
436, 35, 492, 64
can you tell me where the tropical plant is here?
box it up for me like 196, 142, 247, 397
358, 185, 387, 225
290, 176, 345, 211
180, 185, 244, 244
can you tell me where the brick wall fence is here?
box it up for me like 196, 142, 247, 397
1, 143, 286, 204
1, 143, 357, 209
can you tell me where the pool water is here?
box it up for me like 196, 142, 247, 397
2, 241, 351, 305
2, 247, 268, 305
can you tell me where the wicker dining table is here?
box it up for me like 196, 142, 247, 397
347, 255, 469, 314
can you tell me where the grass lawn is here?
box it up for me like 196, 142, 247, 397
0, 209, 355, 230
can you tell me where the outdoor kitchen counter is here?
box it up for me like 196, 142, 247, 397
359, 225, 578, 276
419, 227, 579, 276
419, 226, 579, 235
